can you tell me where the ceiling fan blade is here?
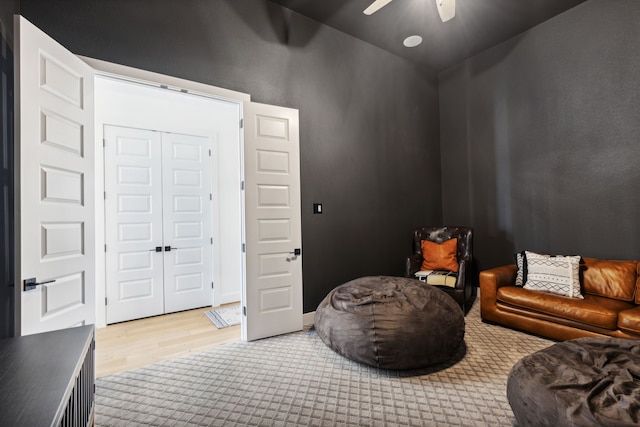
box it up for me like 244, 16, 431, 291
363, 0, 394, 15
436, 0, 456, 22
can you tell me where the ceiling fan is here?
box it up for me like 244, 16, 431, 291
364, 0, 456, 22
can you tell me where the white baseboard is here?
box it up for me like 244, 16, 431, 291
303, 311, 316, 328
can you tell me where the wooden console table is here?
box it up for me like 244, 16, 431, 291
0, 325, 95, 426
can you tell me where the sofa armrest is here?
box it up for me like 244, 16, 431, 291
405, 255, 422, 277
479, 264, 517, 321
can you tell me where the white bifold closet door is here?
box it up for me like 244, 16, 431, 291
104, 125, 213, 324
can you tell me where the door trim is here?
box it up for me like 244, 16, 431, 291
80, 56, 250, 103
88, 60, 250, 328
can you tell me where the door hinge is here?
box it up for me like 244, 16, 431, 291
211, 282, 214, 289
240, 118, 244, 129
243, 306, 247, 316
211, 237, 213, 244
242, 243, 246, 253
104, 244, 107, 252
103, 139, 106, 147
241, 181, 245, 190
209, 149, 212, 157
105, 297, 108, 306
210, 193, 212, 201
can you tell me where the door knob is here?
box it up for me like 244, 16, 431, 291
24, 277, 56, 291
287, 248, 301, 261
149, 246, 163, 252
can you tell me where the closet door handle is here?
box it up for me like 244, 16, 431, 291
148, 246, 180, 252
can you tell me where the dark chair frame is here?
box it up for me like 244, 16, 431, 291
405, 226, 477, 314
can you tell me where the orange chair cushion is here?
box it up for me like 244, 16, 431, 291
421, 238, 459, 272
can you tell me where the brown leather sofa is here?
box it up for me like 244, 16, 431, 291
480, 257, 640, 341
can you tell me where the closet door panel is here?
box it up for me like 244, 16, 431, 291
104, 125, 164, 324
162, 132, 213, 313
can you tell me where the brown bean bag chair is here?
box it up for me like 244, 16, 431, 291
507, 337, 640, 427
314, 276, 465, 370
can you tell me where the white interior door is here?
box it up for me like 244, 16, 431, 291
104, 126, 164, 324
162, 132, 213, 313
243, 101, 302, 341
15, 16, 95, 335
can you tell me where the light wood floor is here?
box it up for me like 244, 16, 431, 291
96, 305, 240, 378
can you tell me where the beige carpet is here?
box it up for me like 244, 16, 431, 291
95, 298, 553, 426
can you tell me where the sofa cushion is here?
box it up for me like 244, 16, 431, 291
582, 258, 638, 302
497, 286, 635, 331
523, 251, 582, 299
421, 238, 459, 272
618, 307, 640, 336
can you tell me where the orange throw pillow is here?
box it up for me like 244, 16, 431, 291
421, 238, 459, 272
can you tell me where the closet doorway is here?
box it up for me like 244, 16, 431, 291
95, 76, 243, 325
104, 126, 214, 323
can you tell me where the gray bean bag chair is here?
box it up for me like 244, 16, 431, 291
314, 276, 465, 370
507, 337, 640, 427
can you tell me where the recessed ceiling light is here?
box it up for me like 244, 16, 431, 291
403, 35, 423, 48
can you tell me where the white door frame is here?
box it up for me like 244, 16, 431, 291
83, 57, 251, 328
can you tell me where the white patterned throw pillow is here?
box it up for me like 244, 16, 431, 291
514, 251, 525, 287
523, 251, 583, 299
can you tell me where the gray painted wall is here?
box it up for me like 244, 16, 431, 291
440, 0, 640, 270
20, 0, 442, 312
0, 0, 19, 34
